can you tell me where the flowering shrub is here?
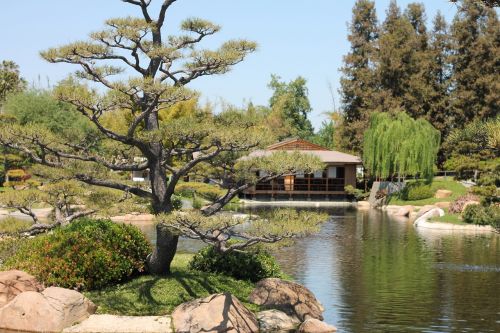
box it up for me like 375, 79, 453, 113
449, 194, 481, 214
4, 218, 151, 290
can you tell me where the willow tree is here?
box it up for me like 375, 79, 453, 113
363, 112, 440, 180
0, 0, 324, 274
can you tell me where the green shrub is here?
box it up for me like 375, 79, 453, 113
401, 182, 435, 201
462, 204, 499, 226
4, 218, 151, 290
470, 185, 498, 198
171, 194, 183, 210
189, 245, 282, 282
344, 185, 369, 201
192, 195, 203, 209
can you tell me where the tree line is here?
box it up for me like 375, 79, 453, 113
337, 0, 499, 162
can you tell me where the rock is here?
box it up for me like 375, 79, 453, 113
394, 205, 414, 217
0, 270, 44, 307
435, 189, 452, 199
357, 201, 371, 210
416, 205, 438, 218
172, 293, 258, 333
297, 318, 337, 333
435, 201, 451, 209
257, 309, 301, 332
462, 201, 481, 212
0, 286, 97, 333
63, 314, 172, 333
249, 278, 324, 321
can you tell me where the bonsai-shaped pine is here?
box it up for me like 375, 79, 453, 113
158, 209, 329, 254
0, 0, 324, 274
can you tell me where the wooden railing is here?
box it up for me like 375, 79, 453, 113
255, 178, 345, 192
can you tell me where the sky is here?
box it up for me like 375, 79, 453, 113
0, 1, 461, 130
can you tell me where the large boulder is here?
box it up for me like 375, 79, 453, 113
0, 270, 44, 307
257, 309, 301, 332
249, 278, 324, 321
297, 318, 337, 333
393, 205, 414, 217
0, 287, 97, 333
435, 201, 451, 209
172, 293, 258, 333
435, 189, 452, 199
416, 205, 438, 218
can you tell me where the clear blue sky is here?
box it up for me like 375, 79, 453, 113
0, 1, 460, 129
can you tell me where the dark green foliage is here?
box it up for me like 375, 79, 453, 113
4, 218, 151, 290
268, 75, 314, 139
401, 182, 435, 201
338, 0, 379, 153
462, 204, 499, 226
363, 112, 440, 179
189, 245, 282, 282
450, 0, 499, 124
170, 194, 183, 210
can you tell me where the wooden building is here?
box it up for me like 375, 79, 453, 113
243, 138, 362, 200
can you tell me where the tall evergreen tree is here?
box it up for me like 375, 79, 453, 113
338, 0, 379, 153
376, 1, 420, 114
450, 0, 499, 123
428, 12, 453, 139
403, 3, 434, 120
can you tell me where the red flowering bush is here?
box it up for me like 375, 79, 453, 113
449, 194, 481, 214
3, 218, 151, 290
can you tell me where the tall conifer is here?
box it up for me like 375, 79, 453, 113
338, 0, 379, 153
450, 0, 499, 123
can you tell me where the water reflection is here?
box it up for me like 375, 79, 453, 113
131, 207, 500, 333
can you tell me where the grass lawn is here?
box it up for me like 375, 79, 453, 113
388, 177, 467, 206
0, 217, 33, 234
431, 210, 466, 225
85, 253, 258, 316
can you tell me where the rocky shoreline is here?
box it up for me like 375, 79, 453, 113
0, 271, 336, 333
357, 201, 496, 233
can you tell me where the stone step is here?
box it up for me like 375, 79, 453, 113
63, 315, 172, 333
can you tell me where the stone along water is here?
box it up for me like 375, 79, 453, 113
134, 207, 500, 333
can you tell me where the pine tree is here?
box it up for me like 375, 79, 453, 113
428, 12, 453, 139
376, 1, 421, 114
338, 0, 379, 153
450, 0, 499, 123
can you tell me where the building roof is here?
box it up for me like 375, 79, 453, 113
246, 149, 362, 164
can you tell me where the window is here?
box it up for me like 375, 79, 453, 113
314, 170, 323, 178
327, 167, 337, 178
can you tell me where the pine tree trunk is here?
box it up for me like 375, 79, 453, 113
143, 110, 179, 275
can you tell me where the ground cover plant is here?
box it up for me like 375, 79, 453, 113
388, 178, 467, 206
85, 253, 258, 316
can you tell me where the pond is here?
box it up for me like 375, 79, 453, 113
134, 207, 500, 333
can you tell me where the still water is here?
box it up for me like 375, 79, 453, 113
136, 207, 500, 333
